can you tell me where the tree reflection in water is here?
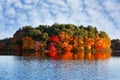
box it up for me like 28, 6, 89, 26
15, 50, 111, 60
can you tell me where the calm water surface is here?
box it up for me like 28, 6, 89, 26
0, 56, 120, 80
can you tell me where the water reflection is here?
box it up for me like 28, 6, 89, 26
0, 55, 120, 80
14, 50, 112, 60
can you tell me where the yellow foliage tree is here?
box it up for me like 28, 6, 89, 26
73, 37, 84, 50
94, 34, 111, 49
103, 38, 111, 49
58, 31, 70, 42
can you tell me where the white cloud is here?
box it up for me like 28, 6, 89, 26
24, 0, 39, 4
0, 13, 4, 21
55, 13, 67, 23
0, 4, 2, 12
28, 10, 42, 26
103, 0, 120, 28
14, 1, 23, 9
85, 0, 103, 11
8, 20, 16, 25
109, 11, 120, 28
0, 22, 5, 32
48, 0, 67, 7
6, 0, 19, 4
66, 0, 83, 11
23, 4, 34, 10
24, 0, 32, 4
103, 0, 120, 12
0, 0, 120, 39
16, 12, 29, 27
4, 7, 16, 18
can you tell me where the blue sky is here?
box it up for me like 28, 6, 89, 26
0, 0, 120, 39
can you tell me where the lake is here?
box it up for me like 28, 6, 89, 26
0, 53, 120, 80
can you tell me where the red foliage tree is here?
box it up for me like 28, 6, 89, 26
48, 35, 60, 44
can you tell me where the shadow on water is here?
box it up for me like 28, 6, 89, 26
112, 50, 120, 57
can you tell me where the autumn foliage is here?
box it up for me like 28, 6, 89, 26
22, 36, 34, 50
0, 23, 112, 59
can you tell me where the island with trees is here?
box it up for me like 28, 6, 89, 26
0, 23, 115, 60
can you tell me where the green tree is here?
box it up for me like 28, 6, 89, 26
99, 31, 109, 38
87, 25, 96, 39
36, 25, 48, 32
65, 24, 76, 30
74, 26, 88, 38
30, 29, 41, 41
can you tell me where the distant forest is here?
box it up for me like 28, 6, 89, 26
0, 23, 119, 52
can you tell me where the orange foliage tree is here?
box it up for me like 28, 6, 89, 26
22, 36, 34, 50
73, 37, 84, 51
58, 31, 72, 51
94, 34, 111, 50
84, 37, 94, 50
58, 31, 70, 42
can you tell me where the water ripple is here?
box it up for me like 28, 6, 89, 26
0, 56, 120, 80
